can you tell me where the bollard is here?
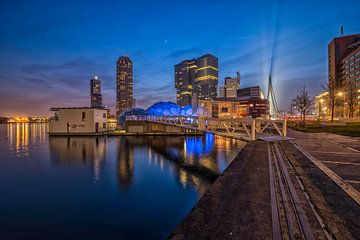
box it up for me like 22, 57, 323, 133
283, 119, 287, 138
251, 120, 256, 141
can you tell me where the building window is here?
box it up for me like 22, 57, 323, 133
82, 112, 86, 121
103, 113, 106, 118
103, 122, 106, 129
221, 107, 228, 113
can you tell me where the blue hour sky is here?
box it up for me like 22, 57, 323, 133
0, 0, 359, 116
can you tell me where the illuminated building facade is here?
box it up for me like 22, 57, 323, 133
175, 59, 197, 106
328, 34, 360, 117
90, 76, 102, 108
219, 86, 225, 98
195, 54, 218, 100
174, 54, 218, 107
237, 86, 264, 100
328, 34, 360, 88
199, 85, 268, 118
49, 107, 107, 135
199, 98, 269, 118
223, 72, 240, 98
116, 56, 135, 117
315, 92, 330, 118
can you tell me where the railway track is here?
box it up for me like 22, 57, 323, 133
268, 142, 332, 240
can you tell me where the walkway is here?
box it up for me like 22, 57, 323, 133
170, 135, 360, 239
170, 141, 272, 239
287, 128, 360, 192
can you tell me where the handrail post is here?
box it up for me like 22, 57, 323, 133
251, 119, 256, 141
283, 119, 287, 138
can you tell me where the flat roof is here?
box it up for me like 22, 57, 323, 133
50, 107, 107, 111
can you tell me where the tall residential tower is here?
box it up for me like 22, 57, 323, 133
116, 56, 135, 117
174, 59, 197, 106
328, 34, 360, 88
90, 76, 102, 108
195, 54, 218, 100
174, 54, 218, 107
328, 34, 360, 118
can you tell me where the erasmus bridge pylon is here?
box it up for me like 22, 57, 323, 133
267, 1, 280, 118
267, 73, 279, 118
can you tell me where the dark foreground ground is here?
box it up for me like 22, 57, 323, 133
170, 141, 272, 239
170, 137, 360, 239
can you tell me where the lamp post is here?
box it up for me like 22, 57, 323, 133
337, 92, 345, 118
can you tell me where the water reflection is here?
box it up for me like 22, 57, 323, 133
48, 134, 245, 194
1, 124, 245, 239
49, 136, 107, 183
6, 123, 47, 157
116, 137, 138, 188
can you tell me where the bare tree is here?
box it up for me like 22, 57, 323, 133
321, 82, 341, 123
344, 79, 357, 118
292, 86, 314, 124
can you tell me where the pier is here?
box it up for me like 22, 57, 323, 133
170, 130, 360, 239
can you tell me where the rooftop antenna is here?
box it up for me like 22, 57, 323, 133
340, 26, 344, 37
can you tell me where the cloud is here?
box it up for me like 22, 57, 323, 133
165, 47, 204, 59
135, 83, 175, 108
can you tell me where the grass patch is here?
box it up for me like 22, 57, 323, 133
289, 121, 360, 137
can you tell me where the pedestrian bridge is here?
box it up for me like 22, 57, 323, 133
125, 116, 288, 141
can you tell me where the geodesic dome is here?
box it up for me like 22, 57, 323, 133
118, 108, 147, 126
180, 104, 195, 116
146, 101, 181, 116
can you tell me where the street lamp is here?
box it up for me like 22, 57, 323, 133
337, 92, 345, 118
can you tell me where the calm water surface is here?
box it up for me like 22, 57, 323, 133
0, 123, 245, 239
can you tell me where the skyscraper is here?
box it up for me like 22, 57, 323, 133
174, 59, 197, 106
174, 54, 218, 107
195, 54, 218, 100
328, 34, 360, 118
328, 34, 360, 87
90, 76, 102, 108
224, 71, 240, 98
116, 56, 135, 117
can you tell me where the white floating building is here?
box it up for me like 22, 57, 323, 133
48, 107, 107, 135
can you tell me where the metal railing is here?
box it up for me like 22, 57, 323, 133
126, 115, 287, 141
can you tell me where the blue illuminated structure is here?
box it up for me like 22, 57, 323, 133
180, 104, 195, 116
118, 108, 147, 126
119, 102, 197, 126
146, 101, 181, 116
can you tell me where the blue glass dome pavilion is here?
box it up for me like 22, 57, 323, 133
146, 101, 181, 116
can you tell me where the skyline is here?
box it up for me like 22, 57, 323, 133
0, 0, 360, 116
